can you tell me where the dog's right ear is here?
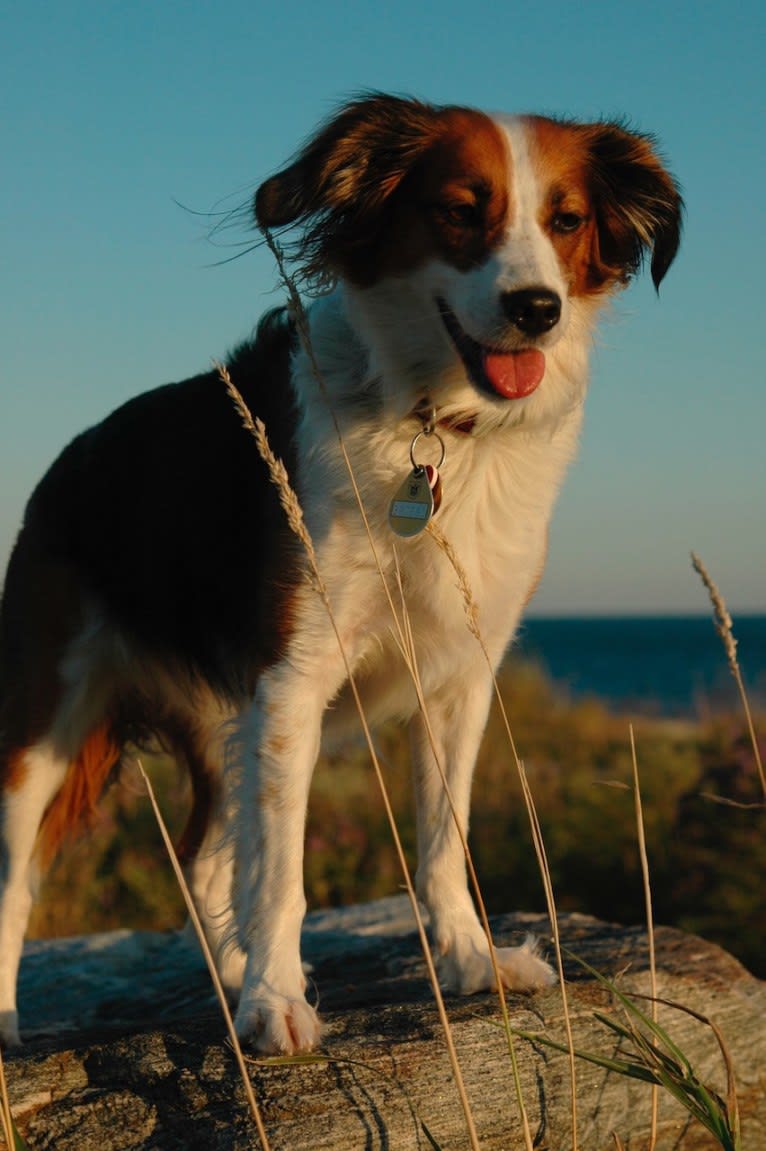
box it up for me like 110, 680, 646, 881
254, 93, 443, 279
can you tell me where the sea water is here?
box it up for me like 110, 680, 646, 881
515, 615, 766, 717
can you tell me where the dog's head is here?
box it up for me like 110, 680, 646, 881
255, 93, 682, 419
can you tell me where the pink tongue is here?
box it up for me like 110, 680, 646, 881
482, 349, 546, 398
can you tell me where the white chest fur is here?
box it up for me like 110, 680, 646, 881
281, 289, 586, 731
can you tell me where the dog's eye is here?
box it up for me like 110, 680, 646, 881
551, 211, 585, 234
439, 201, 480, 228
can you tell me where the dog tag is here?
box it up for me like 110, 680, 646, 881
389, 464, 439, 537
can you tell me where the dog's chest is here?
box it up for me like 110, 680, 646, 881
305, 436, 547, 680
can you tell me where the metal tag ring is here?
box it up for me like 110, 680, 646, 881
409, 429, 446, 472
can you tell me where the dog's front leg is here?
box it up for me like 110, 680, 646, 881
229, 666, 330, 1053
412, 669, 555, 996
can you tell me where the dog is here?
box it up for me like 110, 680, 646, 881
0, 93, 681, 1053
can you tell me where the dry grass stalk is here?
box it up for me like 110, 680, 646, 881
630, 724, 659, 1149
0, 1045, 17, 1151
427, 518, 579, 1151
690, 552, 765, 799
390, 554, 535, 1151
221, 363, 319, 573
258, 229, 402, 629
220, 372, 483, 1151
515, 760, 578, 1148
690, 552, 738, 672
135, 759, 273, 1151
425, 522, 481, 641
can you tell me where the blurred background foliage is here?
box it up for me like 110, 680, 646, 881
29, 658, 766, 978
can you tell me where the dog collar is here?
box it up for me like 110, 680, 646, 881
411, 398, 476, 436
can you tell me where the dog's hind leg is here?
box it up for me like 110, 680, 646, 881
0, 722, 120, 1046
0, 740, 69, 1046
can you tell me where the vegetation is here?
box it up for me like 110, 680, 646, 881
29, 657, 766, 981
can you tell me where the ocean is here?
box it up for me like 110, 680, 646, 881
514, 615, 766, 717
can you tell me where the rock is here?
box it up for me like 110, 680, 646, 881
4, 897, 765, 1150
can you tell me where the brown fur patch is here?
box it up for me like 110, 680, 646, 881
368, 109, 510, 280
524, 117, 608, 297
36, 724, 121, 867
4, 748, 30, 791
526, 116, 682, 293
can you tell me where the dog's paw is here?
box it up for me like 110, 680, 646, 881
493, 935, 557, 991
440, 933, 556, 995
234, 991, 321, 1054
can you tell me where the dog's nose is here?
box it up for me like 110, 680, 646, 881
501, 289, 561, 336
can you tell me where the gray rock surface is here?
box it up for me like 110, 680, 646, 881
5, 897, 765, 1149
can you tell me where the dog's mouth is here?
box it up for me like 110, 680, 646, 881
437, 299, 546, 400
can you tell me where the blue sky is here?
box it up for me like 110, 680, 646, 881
2, 0, 764, 615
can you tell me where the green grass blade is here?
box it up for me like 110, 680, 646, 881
564, 949, 694, 1072
14, 1123, 31, 1151
564, 952, 741, 1150
512, 1027, 659, 1084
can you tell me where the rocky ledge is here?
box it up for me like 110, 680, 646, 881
4, 897, 765, 1149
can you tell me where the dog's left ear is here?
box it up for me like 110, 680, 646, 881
585, 122, 684, 291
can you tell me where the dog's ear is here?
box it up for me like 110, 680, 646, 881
254, 93, 444, 279
584, 122, 683, 291
255, 93, 439, 227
